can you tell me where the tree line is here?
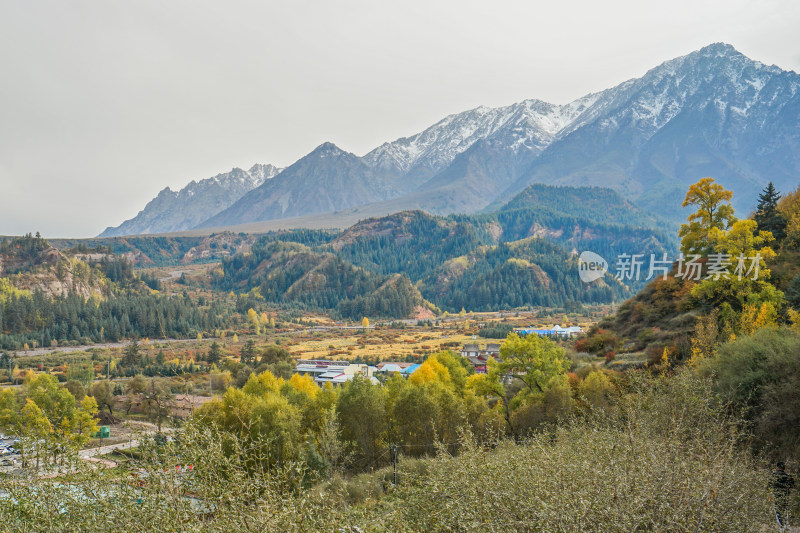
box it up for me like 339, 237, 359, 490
0, 292, 231, 350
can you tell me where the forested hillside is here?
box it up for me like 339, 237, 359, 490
214, 184, 667, 314
419, 238, 623, 310
333, 185, 675, 283
4, 183, 677, 330
0, 235, 231, 350
51, 232, 258, 267
213, 241, 427, 319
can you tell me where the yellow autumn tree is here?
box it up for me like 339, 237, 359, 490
69, 395, 100, 447
679, 177, 736, 255
687, 185, 784, 319
247, 308, 261, 334
788, 309, 800, 334
577, 371, 616, 410
242, 370, 284, 396
713, 219, 776, 273
738, 302, 778, 336
688, 312, 720, 367
778, 184, 800, 247
288, 373, 319, 399
361, 317, 369, 328
409, 356, 451, 386
0, 278, 30, 301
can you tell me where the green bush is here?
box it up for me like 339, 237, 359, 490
700, 327, 800, 462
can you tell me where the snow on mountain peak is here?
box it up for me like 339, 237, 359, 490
363, 94, 607, 174
361, 43, 799, 176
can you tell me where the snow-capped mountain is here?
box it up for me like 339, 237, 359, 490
499, 43, 800, 217
102, 43, 800, 235
198, 143, 399, 229
362, 95, 600, 192
99, 164, 281, 236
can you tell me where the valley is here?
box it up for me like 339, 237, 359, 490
2, 30, 800, 531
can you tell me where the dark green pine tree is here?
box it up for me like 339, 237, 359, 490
754, 182, 787, 241
121, 339, 142, 367
207, 341, 222, 365
240, 339, 256, 365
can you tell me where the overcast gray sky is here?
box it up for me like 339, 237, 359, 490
1, 0, 799, 237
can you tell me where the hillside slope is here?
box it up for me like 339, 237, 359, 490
0, 235, 119, 299
214, 241, 428, 319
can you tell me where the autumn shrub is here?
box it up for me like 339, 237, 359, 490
0, 425, 352, 532
579, 328, 619, 354
384, 370, 771, 532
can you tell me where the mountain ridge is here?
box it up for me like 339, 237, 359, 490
197, 143, 402, 229
100, 163, 282, 237
102, 43, 800, 236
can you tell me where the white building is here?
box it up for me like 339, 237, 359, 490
293, 360, 377, 386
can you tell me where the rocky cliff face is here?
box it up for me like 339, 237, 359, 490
2, 246, 109, 299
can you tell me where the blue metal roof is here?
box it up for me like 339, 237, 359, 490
517, 329, 561, 336
400, 364, 421, 374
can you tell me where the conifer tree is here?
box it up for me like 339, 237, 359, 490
754, 182, 786, 241
207, 341, 222, 365
121, 339, 141, 367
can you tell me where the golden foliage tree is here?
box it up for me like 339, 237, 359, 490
679, 177, 736, 255
778, 184, 800, 247
247, 308, 261, 335
409, 356, 451, 386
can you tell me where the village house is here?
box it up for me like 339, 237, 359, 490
459, 343, 502, 374
293, 359, 378, 386
375, 361, 416, 373
374, 361, 421, 379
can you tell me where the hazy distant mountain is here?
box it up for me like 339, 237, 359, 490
362, 96, 598, 192
498, 43, 800, 219
196, 96, 610, 228
106, 43, 800, 235
390, 43, 800, 219
198, 143, 400, 229
99, 164, 281, 236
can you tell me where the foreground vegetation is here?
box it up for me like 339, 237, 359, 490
0, 369, 776, 532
